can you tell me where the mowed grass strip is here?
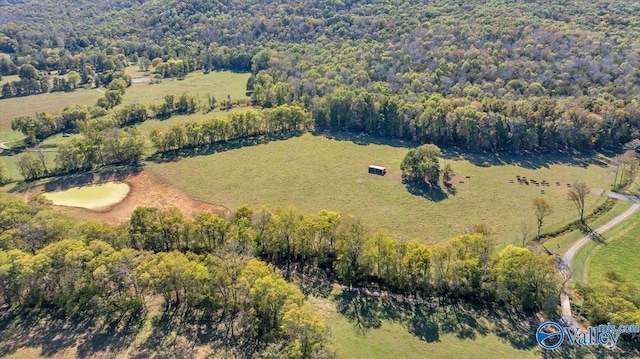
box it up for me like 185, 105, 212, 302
146, 132, 613, 245
121, 70, 251, 107
585, 210, 640, 284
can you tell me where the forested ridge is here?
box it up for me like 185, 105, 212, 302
2, 1, 640, 151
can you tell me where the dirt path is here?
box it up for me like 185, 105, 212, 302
19, 170, 229, 224
559, 193, 640, 326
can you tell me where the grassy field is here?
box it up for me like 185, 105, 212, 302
0, 150, 58, 183
578, 210, 640, 284
0, 74, 19, 87
146, 132, 614, 245
121, 69, 251, 107
0, 88, 103, 141
310, 294, 541, 359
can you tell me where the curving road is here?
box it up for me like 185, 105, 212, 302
562, 201, 640, 268
559, 192, 640, 325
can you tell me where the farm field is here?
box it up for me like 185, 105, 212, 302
0, 88, 103, 141
581, 210, 640, 284
121, 69, 251, 107
0, 74, 19, 87
146, 132, 614, 245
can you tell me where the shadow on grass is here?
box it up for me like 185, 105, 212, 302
316, 130, 616, 170
317, 130, 418, 149
333, 290, 540, 350
147, 131, 306, 164
131, 306, 256, 359
334, 290, 640, 357
405, 182, 448, 202
444, 182, 457, 195
442, 148, 614, 169
580, 224, 607, 245
0, 308, 143, 358
0, 304, 258, 358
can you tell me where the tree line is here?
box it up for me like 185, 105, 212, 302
0, 192, 562, 319
126, 205, 561, 314
11, 105, 107, 146
304, 86, 640, 152
578, 272, 640, 337
1, 62, 129, 99
11, 104, 311, 181
149, 105, 312, 153
0, 243, 331, 357
13, 118, 145, 181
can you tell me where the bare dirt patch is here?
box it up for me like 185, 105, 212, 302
451, 175, 466, 183
18, 170, 228, 224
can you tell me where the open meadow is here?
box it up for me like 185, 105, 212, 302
146, 132, 614, 245
121, 69, 254, 136
0, 88, 103, 143
122, 69, 251, 107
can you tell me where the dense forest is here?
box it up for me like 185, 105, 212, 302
2, 0, 640, 152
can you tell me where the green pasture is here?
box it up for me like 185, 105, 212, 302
42, 182, 130, 209
146, 132, 614, 245
577, 210, 640, 285
0, 88, 103, 139
543, 199, 633, 256
309, 287, 622, 359
121, 69, 251, 107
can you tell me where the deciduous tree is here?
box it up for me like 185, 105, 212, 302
533, 198, 552, 240
567, 182, 590, 223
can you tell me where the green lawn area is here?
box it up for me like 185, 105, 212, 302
0, 74, 20, 87
121, 70, 251, 107
581, 210, 640, 284
146, 132, 614, 245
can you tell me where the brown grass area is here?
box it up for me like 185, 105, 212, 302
18, 170, 228, 224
